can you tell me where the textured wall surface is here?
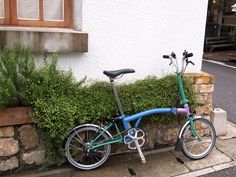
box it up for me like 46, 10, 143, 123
56, 0, 208, 82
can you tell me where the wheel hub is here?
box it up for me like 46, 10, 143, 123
84, 143, 91, 155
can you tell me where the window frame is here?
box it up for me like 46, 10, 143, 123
0, 0, 10, 25
0, 0, 72, 28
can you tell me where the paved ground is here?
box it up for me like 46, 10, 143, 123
3, 122, 236, 177
202, 60, 236, 124
203, 50, 236, 62
200, 166, 236, 177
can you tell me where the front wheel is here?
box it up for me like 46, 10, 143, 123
65, 125, 111, 170
181, 118, 216, 160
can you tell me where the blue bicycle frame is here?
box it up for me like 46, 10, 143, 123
111, 72, 191, 131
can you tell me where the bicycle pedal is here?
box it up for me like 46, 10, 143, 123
141, 157, 146, 164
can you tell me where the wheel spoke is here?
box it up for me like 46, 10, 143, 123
73, 130, 85, 145
69, 143, 83, 151
94, 149, 106, 155
65, 126, 111, 170
92, 153, 101, 162
181, 118, 216, 159
70, 139, 81, 145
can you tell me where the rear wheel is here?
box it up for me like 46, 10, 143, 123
65, 125, 111, 170
181, 118, 216, 160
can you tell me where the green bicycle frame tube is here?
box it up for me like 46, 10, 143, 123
176, 72, 202, 140
189, 116, 202, 141
176, 72, 188, 105
90, 122, 123, 150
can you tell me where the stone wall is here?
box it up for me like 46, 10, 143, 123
0, 72, 214, 174
185, 72, 215, 117
0, 125, 45, 173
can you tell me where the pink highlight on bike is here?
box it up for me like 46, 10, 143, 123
177, 105, 191, 116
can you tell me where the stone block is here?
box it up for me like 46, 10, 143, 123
0, 126, 14, 137
143, 120, 158, 149
23, 150, 45, 165
210, 108, 227, 136
185, 72, 215, 84
157, 126, 179, 144
0, 156, 19, 172
199, 84, 214, 93
163, 127, 179, 143
195, 104, 212, 115
19, 125, 38, 150
0, 107, 32, 127
195, 75, 215, 84
196, 93, 208, 105
0, 138, 19, 156
207, 94, 213, 103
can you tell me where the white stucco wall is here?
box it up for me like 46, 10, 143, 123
57, 0, 208, 82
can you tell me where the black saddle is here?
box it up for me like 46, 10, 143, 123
103, 68, 135, 78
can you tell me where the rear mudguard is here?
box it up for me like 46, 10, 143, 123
68, 124, 113, 140
62, 124, 113, 148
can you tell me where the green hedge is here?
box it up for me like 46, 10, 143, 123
76, 76, 196, 124
32, 73, 196, 159
0, 44, 196, 160
0, 43, 36, 108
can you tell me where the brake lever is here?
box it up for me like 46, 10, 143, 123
171, 52, 176, 59
189, 61, 195, 65
183, 50, 187, 57
186, 59, 195, 66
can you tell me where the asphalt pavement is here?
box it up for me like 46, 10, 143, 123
200, 166, 236, 177
201, 59, 236, 177
202, 60, 236, 124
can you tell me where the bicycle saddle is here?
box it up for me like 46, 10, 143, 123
103, 68, 135, 78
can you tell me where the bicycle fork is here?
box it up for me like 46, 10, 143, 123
175, 117, 202, 151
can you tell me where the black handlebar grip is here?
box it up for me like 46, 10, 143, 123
163, 55, 169, 59
185, 53, 193, 58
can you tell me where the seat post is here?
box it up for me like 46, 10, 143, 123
110, 78, 124, 116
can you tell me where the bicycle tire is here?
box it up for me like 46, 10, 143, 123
65, 125, 111, 170
181, 118, 216, 160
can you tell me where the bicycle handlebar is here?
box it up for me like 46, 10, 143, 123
163, 55, 170, 59
163, 50, 194, 74
184, 53, 193, 58
183, 50, 193, 59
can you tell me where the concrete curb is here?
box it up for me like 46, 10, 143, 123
3, 167, 75, 177
203, 59, 236, 69
174, 161, 236, 177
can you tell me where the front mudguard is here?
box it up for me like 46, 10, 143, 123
175, 116, 201, 151
175, 137, 183, 151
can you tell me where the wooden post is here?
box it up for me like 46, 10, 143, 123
217, 0, 224, 38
